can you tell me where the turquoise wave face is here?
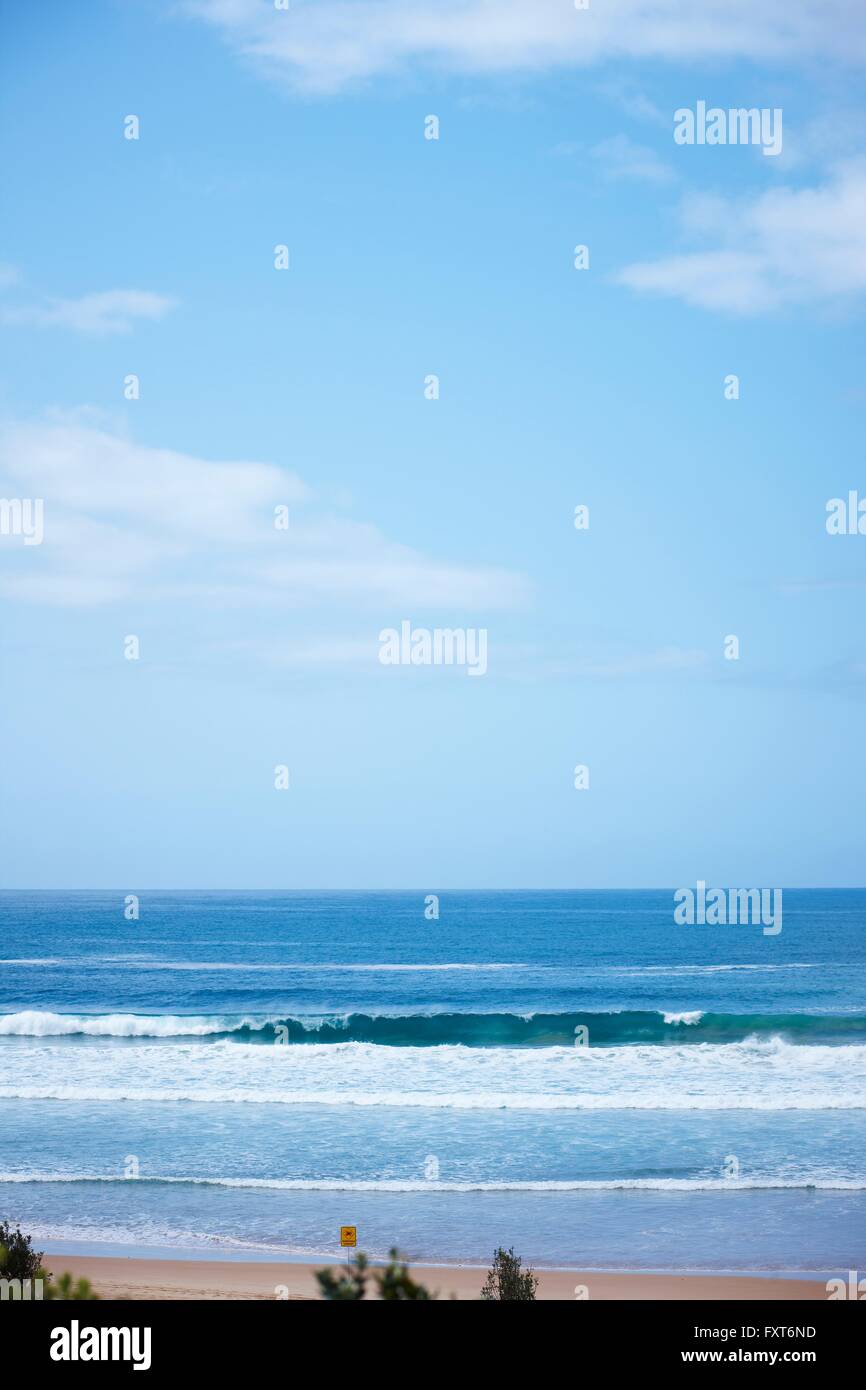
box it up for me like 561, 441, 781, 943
217, 1009, 866, 1046
3, 1009, 866, 1045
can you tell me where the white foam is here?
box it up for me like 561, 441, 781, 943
1, 1171, 863, 1192
0, 960, 524, 972
0, 1011, 250, 1037
1, 1035, 864, 1110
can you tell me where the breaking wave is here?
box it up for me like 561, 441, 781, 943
1, 1008, 863, 1046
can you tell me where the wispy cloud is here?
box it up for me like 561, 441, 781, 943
489, 642, 712, 684
592, 134, 676, 184
616, 160, 866, 314
204, 636, 382, 672
2, 290, 176, 335
596, 79, 667, 127
577, 646, 708, 678
0, 418, 529, 610
185, 0, 866, 93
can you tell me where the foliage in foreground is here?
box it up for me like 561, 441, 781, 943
480, 1246, 538, 1301
1, 1221, 98, 1300
316, 1248, 434, 1300
316, 1244, 539, 1300
0, 1222, 48, 1281
44, 1271, 100, 1300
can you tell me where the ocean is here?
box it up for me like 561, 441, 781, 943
1, 889, 864, 1273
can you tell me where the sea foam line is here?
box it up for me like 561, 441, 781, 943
0, 960, 524, 972
0, 1086, 863, 1110
0, 1172, 863, 1192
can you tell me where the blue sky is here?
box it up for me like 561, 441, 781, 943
0, 0, 865, 888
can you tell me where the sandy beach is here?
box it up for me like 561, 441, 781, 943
42, 1254, 829, 1301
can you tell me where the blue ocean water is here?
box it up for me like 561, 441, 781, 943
1, 889, 864, 1272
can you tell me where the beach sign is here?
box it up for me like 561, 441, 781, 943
340, 1226, 357, 1248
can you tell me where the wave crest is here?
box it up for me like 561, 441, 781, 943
1, 1008, 864, 1046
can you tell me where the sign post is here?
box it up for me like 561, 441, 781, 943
340, 1225, 357, 1280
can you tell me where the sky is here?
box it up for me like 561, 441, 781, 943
0, 0, 865, 889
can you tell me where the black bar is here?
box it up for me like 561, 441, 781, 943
2, 1297, 861, 1376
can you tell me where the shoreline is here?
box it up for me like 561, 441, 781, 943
40, 1252, 831, 1301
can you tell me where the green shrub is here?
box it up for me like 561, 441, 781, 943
375, 1249, 433, 1301
316, 1251, 370, 1300
1, 1222, 98, 1298
316, 1248, 434, 1300
0, 1222, 50, 1282
45, 1272, 100, 1301
480, 1247, 538, 1301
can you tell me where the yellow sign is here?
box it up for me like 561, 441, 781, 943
340, 1226, 357, 1248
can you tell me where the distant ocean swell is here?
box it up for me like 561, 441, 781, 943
2, 1173, 864, 1192
1, 1009, 864, 1046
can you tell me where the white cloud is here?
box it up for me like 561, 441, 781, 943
591, 134, 675, 184
2, 290, 176, 335
0, 418, 528, 610
616, 161, 866, 313
263, 548, 524, 607
769, 109, 866, 174
1, 420, 305, 542
185, 0, 866, 93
